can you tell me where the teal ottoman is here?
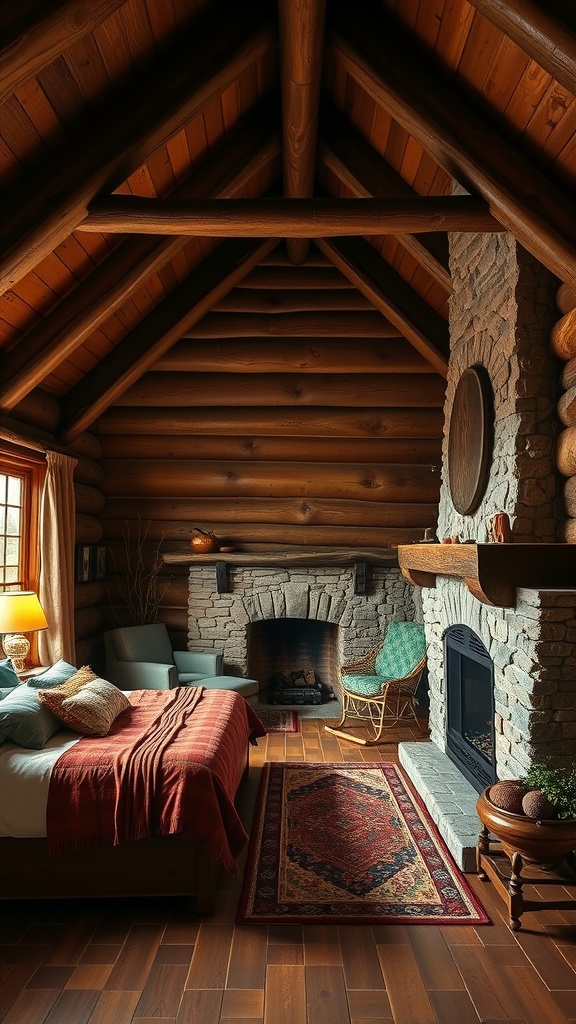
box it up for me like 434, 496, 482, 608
199, 675, 259, 699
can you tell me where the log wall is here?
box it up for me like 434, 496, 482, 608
96, 252, 445, 630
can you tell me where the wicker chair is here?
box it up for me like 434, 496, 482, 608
325, 621, 427, 745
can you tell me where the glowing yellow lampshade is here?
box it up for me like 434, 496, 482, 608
0, 591, 48, 672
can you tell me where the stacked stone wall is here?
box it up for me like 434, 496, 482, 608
424, 218, 575, 776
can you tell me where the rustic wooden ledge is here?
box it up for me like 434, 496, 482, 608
163, 547, 399, 595
397, 543, 576, 608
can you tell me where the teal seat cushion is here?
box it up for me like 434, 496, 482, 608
0, 685, 62, 748
0, 657, 19, 688
342, 673, 387, 697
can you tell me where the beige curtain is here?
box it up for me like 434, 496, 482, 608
38, 451, 77, 665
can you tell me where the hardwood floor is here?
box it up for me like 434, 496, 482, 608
1, 718, 575, 1024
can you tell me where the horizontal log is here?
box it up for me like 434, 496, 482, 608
97, 405, 445, 438
73, 483, 106, 516
75, 606, 104, 641
66, 432, 103, 462
214, 290, 374, 312
118, 372, 446, 408
152, 338, 435, 374
102, 499, 438, 530
109, 523, 425, 549
556, 426, 576, 476
74, 581, 107, 610
75, 513, 104, 544
100, 460, 440, 502
98, 434, 442, 465
550, 307, 576, 361
81, 196, 503, 235
558, 385, 576, 426
74, 636, 104, 670
184, 311, 399, 337
73, 455, 105, 488
237, 267, 355, 289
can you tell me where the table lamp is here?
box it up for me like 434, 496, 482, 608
0, 591, 48, 673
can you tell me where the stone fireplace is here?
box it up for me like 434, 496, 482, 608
186, 561, 417, 699
399, 218, 576, 867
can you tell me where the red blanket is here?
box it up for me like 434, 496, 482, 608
46, 687, 266, 874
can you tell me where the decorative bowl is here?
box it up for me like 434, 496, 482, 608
477, 786, 576, 868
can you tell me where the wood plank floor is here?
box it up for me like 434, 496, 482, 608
1, 718, 575, 1024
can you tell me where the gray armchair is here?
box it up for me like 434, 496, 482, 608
104, 623, 224, 690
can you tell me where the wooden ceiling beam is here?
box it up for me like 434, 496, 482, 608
80, 196, 501, 235
329, 2, 576, 289
278, 0, 326, 264
317, 106, 451, 292
468, 0, 576, 95
59, 238, 278, 443
0, 0, 126, 107
317, 236, 449, 376
0, 1, 275, 296
0, 109, 281, 412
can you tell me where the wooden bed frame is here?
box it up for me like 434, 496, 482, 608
0, 748, 250, 916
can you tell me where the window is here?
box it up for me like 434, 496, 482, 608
0, 450, 44, 662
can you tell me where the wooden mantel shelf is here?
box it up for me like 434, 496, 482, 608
164, 547, 399, 594
163, 547, 399, 568
397, 543, 576, 608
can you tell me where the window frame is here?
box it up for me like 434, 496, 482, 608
0, 448, 45, 664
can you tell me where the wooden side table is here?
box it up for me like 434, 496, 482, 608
477, 825, 576, 930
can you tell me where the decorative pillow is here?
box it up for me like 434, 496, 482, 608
0, 657, 19, 689
54, 678, 130, 736
36, 666, 98, 718
0, 687, 15, 701
0, 685, 62, 749
26, 660, 78, 689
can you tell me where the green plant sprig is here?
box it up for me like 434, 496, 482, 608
524, 763, 576, 820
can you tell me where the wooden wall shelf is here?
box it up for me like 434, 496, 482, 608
397, 543, 576, 608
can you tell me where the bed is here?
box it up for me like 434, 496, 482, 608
0, 685, 265, 914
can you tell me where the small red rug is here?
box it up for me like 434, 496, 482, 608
254, 708, 300, 733
237, 762, 489, 925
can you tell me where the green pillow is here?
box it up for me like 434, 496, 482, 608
26, 660, 78, 689
0, 685, 62, 749
0, 687, 14, 700
0, 657, 19, 688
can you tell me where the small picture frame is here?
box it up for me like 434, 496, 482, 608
94, 545, 107, 580
75, 544, 92, 583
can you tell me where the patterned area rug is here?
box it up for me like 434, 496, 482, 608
254, 708, 300, 733
237, 762, 489, 925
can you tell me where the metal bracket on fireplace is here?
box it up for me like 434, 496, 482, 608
215, 562, 230, 594
354, 561, 368, 595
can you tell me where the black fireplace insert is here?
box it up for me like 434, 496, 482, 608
445, 624, 497, 792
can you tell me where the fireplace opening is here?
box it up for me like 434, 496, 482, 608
247, 618, 339, 704
445, 624, 496, 792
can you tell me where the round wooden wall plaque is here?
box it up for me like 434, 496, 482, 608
447, 365, 493, 515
